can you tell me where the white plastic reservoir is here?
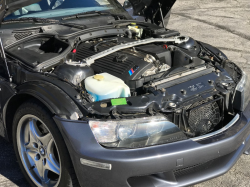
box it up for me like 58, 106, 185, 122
85, 73, 131, 102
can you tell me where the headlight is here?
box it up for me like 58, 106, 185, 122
89, 115, 187, 148
235, 71, 250, 111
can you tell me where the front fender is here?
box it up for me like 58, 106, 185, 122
1, 80, 83, 141
14, 81, 83, 119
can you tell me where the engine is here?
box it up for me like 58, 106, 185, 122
74, 37, 172, 81
60, 33, 238, 137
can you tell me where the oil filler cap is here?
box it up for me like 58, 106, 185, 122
93, 74, 104, 81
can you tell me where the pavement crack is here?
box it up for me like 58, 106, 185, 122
172, 12, 250, 41
175, 7, 249, 12
216, 47, 250, 54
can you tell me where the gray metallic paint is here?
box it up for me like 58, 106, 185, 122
15, 81, 83, 118
53, 102, 250, 187
0, 80, 83, 141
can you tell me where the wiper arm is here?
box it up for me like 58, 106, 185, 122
62, 11, 126, 20
3, 17, 60, 24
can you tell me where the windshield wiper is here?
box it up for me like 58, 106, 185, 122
61, 11, 126, 20
3, 17, 60, 24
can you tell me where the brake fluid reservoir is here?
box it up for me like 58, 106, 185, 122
128, 23, 143, 38
85, 73, 131, 102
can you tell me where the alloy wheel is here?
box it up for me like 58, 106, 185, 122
16, 114, 61, 187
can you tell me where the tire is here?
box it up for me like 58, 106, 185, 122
12, 99, 79, 187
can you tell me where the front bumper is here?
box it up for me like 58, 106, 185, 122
54, 103, 250, 187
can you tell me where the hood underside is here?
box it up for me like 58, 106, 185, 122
128, 0, 176, 25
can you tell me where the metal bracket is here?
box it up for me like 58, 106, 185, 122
82, 36, 189, 66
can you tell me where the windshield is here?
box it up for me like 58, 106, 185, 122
5, 0, 128, 20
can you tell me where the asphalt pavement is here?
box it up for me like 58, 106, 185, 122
1, 0, 250, 186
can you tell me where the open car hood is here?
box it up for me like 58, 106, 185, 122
127, 0, 176, 25
0, 0, 40, 23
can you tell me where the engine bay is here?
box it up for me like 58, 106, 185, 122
4, 22, 243, 142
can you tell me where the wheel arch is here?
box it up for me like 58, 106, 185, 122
3, 81, 83, 141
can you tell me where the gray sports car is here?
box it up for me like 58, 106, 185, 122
0, 0, 249, 187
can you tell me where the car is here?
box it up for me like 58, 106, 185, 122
0, 0, 249, 187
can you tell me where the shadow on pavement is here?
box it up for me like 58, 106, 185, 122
0, 137, 29, 187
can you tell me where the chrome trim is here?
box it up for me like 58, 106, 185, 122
192, 114, 240, 141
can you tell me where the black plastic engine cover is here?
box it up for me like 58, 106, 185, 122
75, 42, 155, 80
85, 69, 233, 116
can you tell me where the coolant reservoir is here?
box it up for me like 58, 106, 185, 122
85, 73, 131, 102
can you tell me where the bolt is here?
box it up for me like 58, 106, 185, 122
100, 103, 107, 108
75, 94, 81, 100
169, 102, 177, 108
180, 89, 187, 95
161, 88, 166, 96
208, 80, 214, 85
222, 82, 229, 87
